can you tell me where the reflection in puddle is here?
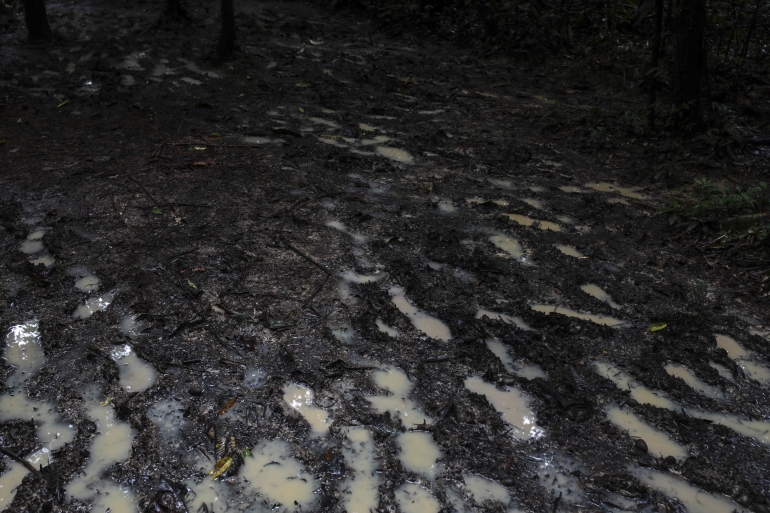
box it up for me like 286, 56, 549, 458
395, 483, 441, 513
341, 427, 380, 513
464, 376, 544, 440
476, 308, 531, 331
531, 304, 626, 327
66, 397, 136, 513
240, 439, 319, 511
580, 284, 620, 309
486, 338, 547, 380
715, 334, 770, 384
505, 214, 561, 232
244, 136, 285, 144
340, 270, 381, 283
283, 384, 329, 436
489, 234, 534, 266
585, 182, 646, 200
109, 344, 156, 393
4, 320, 44, 387
20, 230, 44, 254
397, 432, 442, 479
389, 286, 451, 341
556, 245, 586, 258
67, 266, 100, 292
244, 367, 268, 389
665, 364, 725, 400
438, 198, 456, 213
119, 315, 146, 338
376, 318, 399, 338
521, 198, 543, 210
367, 367, 432, 428
326, 220, 368, 244
464, 474, 510, 505
631, 467, 743, 513
73, 291, 116, 319
376, 146, 414, 164
605, 406, 686, 459
536, 452, 586, 505
709, 361, 734, 381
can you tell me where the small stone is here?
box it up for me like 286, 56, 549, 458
664, 455, 676, 466
188, 385, 203, 396
634, 438, 648, 453
626, 397, 639, 407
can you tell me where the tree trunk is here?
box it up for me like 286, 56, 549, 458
647, 0, 663, 128
672, 0, 707, 130
23, 0, 52, 42
218, 0, 235, 57
164, 0, 185, 20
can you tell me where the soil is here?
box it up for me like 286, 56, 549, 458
1, 0, 769, 512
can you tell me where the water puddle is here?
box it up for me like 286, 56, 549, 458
178, 58, 221, 78
340, 270, 381, 283
466, 197, 509, 206
359, 123, 377, 131
397, 431, 442, 479
464, 376, 544, 440
283, 384, 329, 436
489, 234, 534, 266
20, 230, 44, 254
536, 452, 586, 506
488, 178, 516, 190
505, 214, 561, 232
585, 182, 646, 200
464, 474, 510, 506
376, 319, 399, 338
109, 344, 156, 393
244, 136, 285, 145
418, 109, 445, 115
395, 483, 441, 513
29, 254, 55, 267
66, 396, 137, 513
486, 339, 547, 380
715, 334, 770, 384
4, 320, 45, 387
580, 284, 620, 309
341, 427, 380, 513
709, 361, 734, 381
119, 315, 146, 338
558, 186, 584, 194
326, 221, 368, 244
475, 308, 531, 331
244, 367, 268, 389
0, 449, 49, 508
608, 197, 631, 205
376, 146, 414, 164
240, 439, 319, 511
556, 215, 575, 224
72, 291, 116, 319
521, 198, 543, 210
67, 266, 100, 292
366, 366, 432, 428
630, 467, 744, 513
531, 304, 626, 327
556, 245, 586, 258
605, 406, 687, 459
309, 117, 340, 129
437, 199, 456, 213
664, 364, 725, 400
389, 286, 452, 341
360, 135, 391, 146
121, 75, 136, 86
117, 51, 145, 71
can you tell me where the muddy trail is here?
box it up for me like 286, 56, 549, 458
1, 0, 770, 512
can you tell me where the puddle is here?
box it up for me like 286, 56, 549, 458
466, 197, 509, 206
558, 186, 584, 193
397, 431, 442, 479
389, 286, 452, 341
521, 198, 544, 210
67, 266, 100, 292
359, 123, 377, 131
119, 314, 146, 338
464, 376, 544, 440
438, 199, 456, 213
29, 254, 55, 267
376, 318, 399, 338
244, 136, 285, 145
184, 457, 230, 513
505, 214, 561, 232
631, 467, 744, 513
715, 334, 770, 384
531, 304, 626, 327
117, 51, 145, 71
556, 245, 586, 258
464, 474, 510, 505
664, 364, 725, 400
556, 215, 575, 224
367, 366, 432, 428
148, 399, 186, 444
489, 234, 534, 266
309, 117, 339, 129
151, 63, 175, 77
580, 284, 620, 309
749, 327, 770, 340
476, 308, 532, 331
360, 135, 391, 146
709, 361, 734, 381
72, 291, 116, 319
325, 220, 368, 244
585, 182, 646, 200
283, 384, 330, 436
178, 58, 221, 78
240, 439, 319, 511
488, 178, 516, 190
608, 197, 631, 205
22, 216, 43, 225
536, 452, 586, 505
376, 146, 414, 164
0, 449, 49, 508
418, 109, 445, 115
486, 338, 547, 380
4, 320, 45, 387
66, 397, 137, 513
20, 231, 44, 254
109, 344, 156, 393
341, 427, 380, 513
395, 483, 441, 513
605, 406, 687, 459
121, 74, 136, 86
340, 270, 381, 283
244, 367, 268, 389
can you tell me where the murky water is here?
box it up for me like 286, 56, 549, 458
466, 197, 509, 206
119, 314, 145, 338
464, 376, 544, 440
476, 308, 532, 331
556, 245, 586, 258
438, 198, 456, 213
398, 431, 442, 479
521, 198, 544, 210
605, 406, 687, 459
464, 474, 510, 505
283, 383, 330, 436
630, 467, 743, 513
376, 318, 399, 338
367, 366, 432, 428
358, 123, 377, 131
580, 284, 620, 309
4, 320, 45, 387
244, 367, 268, 389
73, 291, 116, 319
326, 220, 368, 244
389, 286, 452, 341
536, 452, 586, 505
340, 270, 381, 283
505, 214, 561, 232
19, 232, 44, 254
531, 304, 626, 327
395, 483, 441, 513
489, 234, 534, 266
29, 254, 55, 267
709, 361, 734, 381
376, 146, 414, 164
309, 116, 340, 128
341, 427, 380, 513
585, 182, 646, 200
664, 364, 725, 400
558, 186, 584, 194
715, 334, 770, 384
109, 344, 156, 393
486, 338, 547, 379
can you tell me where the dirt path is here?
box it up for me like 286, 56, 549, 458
1, 1, 769, 512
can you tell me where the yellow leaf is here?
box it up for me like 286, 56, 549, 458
209, 456, 233, 479
57, 100, 69, 108
100, 397, 113, 406
295, 82, 311, 88
648, 322, 667, 332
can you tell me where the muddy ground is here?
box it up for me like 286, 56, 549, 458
1, 0, 770, 512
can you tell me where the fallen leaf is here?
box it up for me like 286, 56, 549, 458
152, 207, 163, 215
217, 396, 237, 415
298, 107, 305, 113
187, 279, 197, 289
295, 82, 311, 88
648, 322, 667, 332
57, 100, 69, 108
242, 449, 253, 458
192, 159, 215, 166
192, 146, 206, 151
209, 456, 233, 479
100, 397, 113, 406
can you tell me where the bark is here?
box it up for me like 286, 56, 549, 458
218, 0, 236, 57
647, 0, 663, 128
672, 0, 707, 130
23, 0, 52, 42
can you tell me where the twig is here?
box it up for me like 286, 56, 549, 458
0, 447, 40, 474
284, 242, 332, 276
126, 174, 160, 206
304, 274, 330, 305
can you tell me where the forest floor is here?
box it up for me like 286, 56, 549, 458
1, 0, 770, 512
